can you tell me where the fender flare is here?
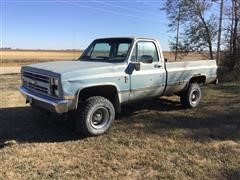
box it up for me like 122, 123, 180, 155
74, 84, 122, 112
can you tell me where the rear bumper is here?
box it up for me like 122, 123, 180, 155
19, 86, 70, 113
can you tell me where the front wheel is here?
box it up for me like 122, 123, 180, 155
180, 83, 202, 108
75, 96, 115, 136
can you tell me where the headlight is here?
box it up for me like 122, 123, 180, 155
52, 78, 59, 86
51, 78, 59, 97
53, 89, 59, 96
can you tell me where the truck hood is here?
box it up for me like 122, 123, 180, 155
23, 60, 116, 74
22, 60, 127, 83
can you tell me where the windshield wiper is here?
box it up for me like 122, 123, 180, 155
96, 56, 109, 59
79, 55, 90, 60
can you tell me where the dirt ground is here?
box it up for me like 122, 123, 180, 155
0, 74, 239, 179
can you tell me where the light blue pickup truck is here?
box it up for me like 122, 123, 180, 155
20, 37, 218, 136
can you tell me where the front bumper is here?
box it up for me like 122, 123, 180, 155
19, 86, 69, 113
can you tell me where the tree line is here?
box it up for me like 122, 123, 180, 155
161, 0, 240, 71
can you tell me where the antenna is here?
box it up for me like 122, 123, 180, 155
73, 30, 75, 60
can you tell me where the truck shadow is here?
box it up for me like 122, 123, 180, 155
0, 106, 84, 147
119, 100, 240, 142
120, 97, 184, 117
0, 98, 183, 146
0, 96, 239, 147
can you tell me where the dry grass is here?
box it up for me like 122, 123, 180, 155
163, 51, 210, 61
1, 50, 209, 67
0, 74, 239, 179
1, 50, 82, 67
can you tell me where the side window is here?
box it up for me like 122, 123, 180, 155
137, 42, 159, 62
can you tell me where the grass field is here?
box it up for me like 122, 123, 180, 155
0, 74, 239, 179
1, 50, 82, 67
1, 50, 210, 67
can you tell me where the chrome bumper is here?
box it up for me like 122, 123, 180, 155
19, 86, 69, 113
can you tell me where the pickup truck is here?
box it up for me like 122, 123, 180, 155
20, 37, 218, 136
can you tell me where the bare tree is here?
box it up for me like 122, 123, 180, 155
183, 15, 218, 59
231, 0, 240, 67
161, 0, 189, 61
223, 0, 240, 69
184, 0, 218, 59
162, 0, 218, 59
216, 0, 224, 65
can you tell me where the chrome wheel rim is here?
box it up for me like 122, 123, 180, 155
90, 107, 109, 129
191, 89, 200, 105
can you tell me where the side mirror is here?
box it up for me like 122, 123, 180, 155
129, 62, 141, 71
164, 58, 168, 62
139, 55, 153, 64
133, 62, 141, 71
127, 62, 141, 74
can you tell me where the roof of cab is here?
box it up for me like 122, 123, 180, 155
95, 37, 157, 41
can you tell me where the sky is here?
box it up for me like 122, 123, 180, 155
0, 0, 221, 51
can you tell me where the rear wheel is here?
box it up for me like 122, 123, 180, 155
75, 96, 115, 136
180, 83, 202, 108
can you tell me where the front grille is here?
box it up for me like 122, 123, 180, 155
22, 71, 51, 96
28, 82, 49, 94
23, 71, 50, 83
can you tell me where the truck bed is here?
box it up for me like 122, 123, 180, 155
164, 60, 217, 95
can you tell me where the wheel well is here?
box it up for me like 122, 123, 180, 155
177, 75, 206, 96
189, 75, 206, 84
77, 85, 121, 113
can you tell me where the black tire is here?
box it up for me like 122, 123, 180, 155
180, 83, 202, 108
75, 96, 115, 136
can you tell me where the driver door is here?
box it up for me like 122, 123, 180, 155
129, 41, 166, 101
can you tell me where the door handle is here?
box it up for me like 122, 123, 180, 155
154, 64, 162, 68
124, 76, 128, 83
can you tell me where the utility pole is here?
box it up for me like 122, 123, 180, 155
175, 6, 180, 61
216, 0, 224, 65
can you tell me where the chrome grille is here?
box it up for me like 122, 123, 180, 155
23, 71, 50, 83
22, 71, 51, 96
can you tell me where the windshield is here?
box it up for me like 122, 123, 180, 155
79, 38, 133, 62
